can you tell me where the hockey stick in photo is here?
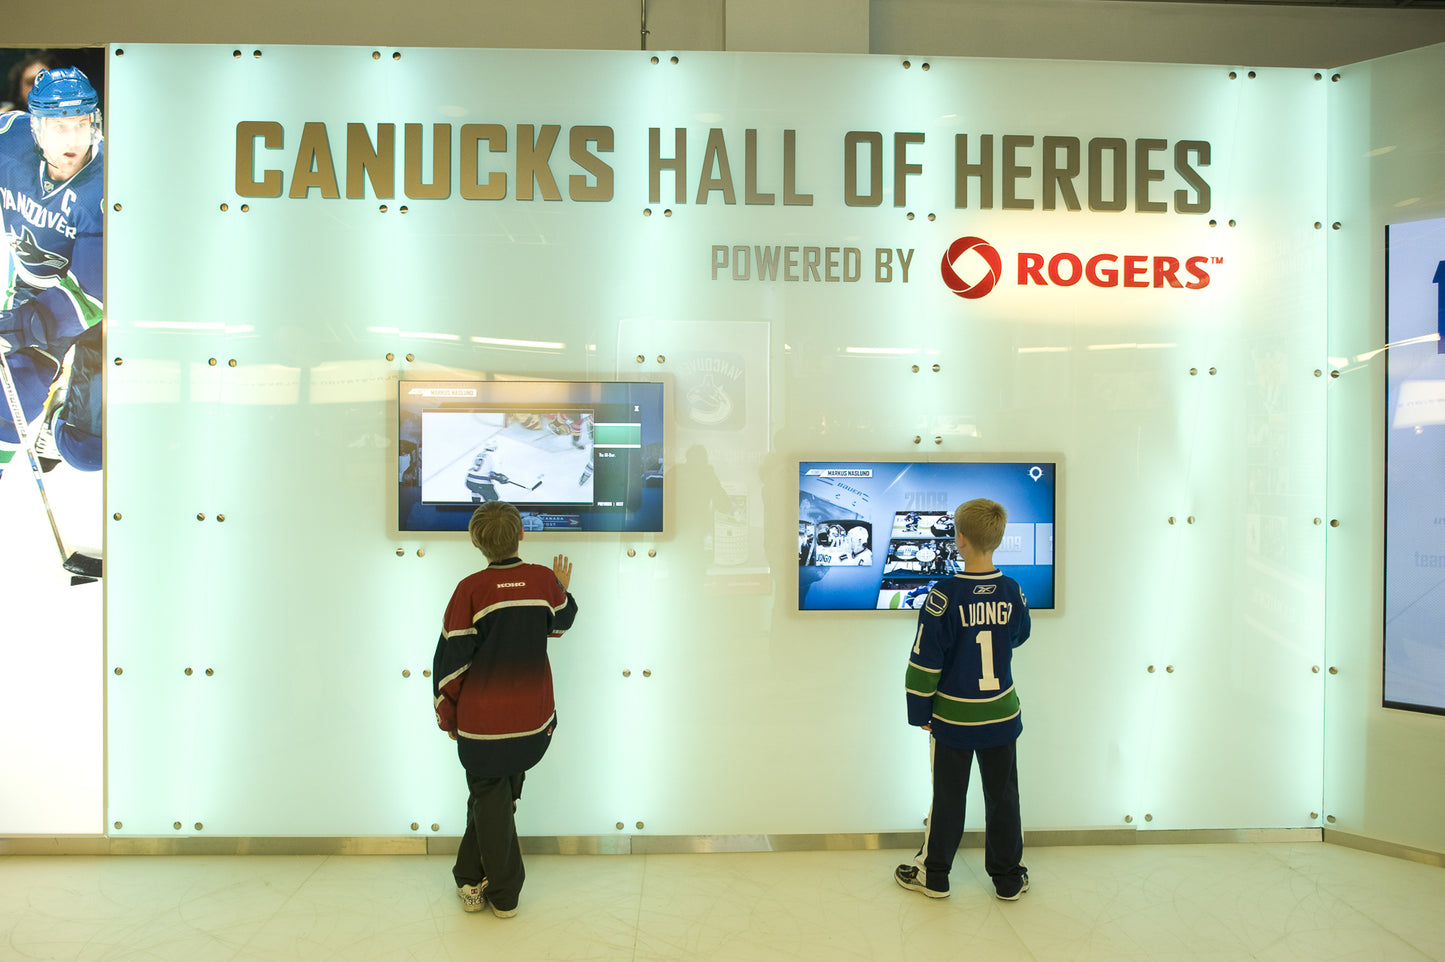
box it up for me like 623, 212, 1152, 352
495, 473, 544, 492
0, 347, 102, 580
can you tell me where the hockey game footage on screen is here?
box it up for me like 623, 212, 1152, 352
797, 461, 1057, 611
398, 381, 663, 533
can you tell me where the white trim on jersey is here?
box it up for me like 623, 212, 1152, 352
436, 663, 471, 693
471, 597, 555, 623
934, 684, 1015, 704
931, 709, 1021, 727
457, 712, 556, 741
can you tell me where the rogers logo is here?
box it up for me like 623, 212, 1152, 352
941, 236, 1003, 299
1019, 251, 1213, 290
941, 237, 1217, 298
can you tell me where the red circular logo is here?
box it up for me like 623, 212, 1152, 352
940, 236, 1003, 299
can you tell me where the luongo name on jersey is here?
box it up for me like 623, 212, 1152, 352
905, 570, 1031, 749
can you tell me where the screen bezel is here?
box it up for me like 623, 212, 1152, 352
796, 457, 1060, 613
397, 378, 665, 534
1382, 218, 1445, 717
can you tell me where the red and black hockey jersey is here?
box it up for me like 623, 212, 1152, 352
432, 558, 578, 773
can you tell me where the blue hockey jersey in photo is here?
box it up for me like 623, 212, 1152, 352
0, 111, 103, 355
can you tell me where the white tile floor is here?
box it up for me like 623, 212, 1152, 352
1, 842, 1442, 961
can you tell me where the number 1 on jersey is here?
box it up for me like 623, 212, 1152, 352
976, 629, 1001, 691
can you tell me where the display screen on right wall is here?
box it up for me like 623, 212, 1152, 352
798, 460, 1056, 612
1384, 216, 1445, 715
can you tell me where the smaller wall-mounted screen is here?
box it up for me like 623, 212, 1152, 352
1384, 216, 1445, 715
798, 460, 1056, 611
399, 380, 663, 532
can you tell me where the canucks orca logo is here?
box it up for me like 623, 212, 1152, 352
685, 374, 733, 425
924, 588, 948, 617
11, 226, 70, 272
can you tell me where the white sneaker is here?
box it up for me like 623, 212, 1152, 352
481, 878, 517, 918
894, 864, 949, 899
456, 883, 484, 913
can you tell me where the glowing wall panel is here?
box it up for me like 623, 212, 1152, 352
106, 45, 1327, 837
1324, 43, 1445, 856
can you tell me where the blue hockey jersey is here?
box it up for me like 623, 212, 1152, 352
0, 110, 104, 356
905, 570, 1031, 749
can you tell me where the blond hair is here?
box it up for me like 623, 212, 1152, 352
469, 501, 522, 560
953, 498, 1007, 554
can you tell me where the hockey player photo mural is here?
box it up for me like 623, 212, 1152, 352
0, 66, 104, 577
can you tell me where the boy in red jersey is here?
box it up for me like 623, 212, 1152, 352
433, 500, 578, 917
896, 498, 1031, 901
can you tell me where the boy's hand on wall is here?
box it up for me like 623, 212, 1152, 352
553, 554, 572, 590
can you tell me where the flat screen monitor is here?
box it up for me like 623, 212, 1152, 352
1384, 215, 1445, 715
399, 380, 663, 532
798, 460, 1057, 611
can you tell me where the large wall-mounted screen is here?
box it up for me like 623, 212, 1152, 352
798, 460, 1057, 611
1384, 216, 1445, 715
399, 380, 664, 532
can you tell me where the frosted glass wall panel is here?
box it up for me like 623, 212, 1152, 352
1133, 68, 1329, 830
107, 46, 1328, 837
1324, 43, 1445, 855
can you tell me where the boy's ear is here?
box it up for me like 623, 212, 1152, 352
518, 530, 525, 542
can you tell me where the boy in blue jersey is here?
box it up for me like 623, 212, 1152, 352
0, 66, 104, 479
433, 501, 578, 918
897, 498, 1031, 901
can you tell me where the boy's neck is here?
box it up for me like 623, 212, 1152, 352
961, 550, 996, 574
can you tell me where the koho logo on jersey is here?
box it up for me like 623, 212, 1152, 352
941, 235, 1218, 299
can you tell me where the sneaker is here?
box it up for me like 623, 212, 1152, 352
996, 873, 1030, 901
894, 864, 949, 899
456, 883, 484, 913
478, 878, 516, 918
